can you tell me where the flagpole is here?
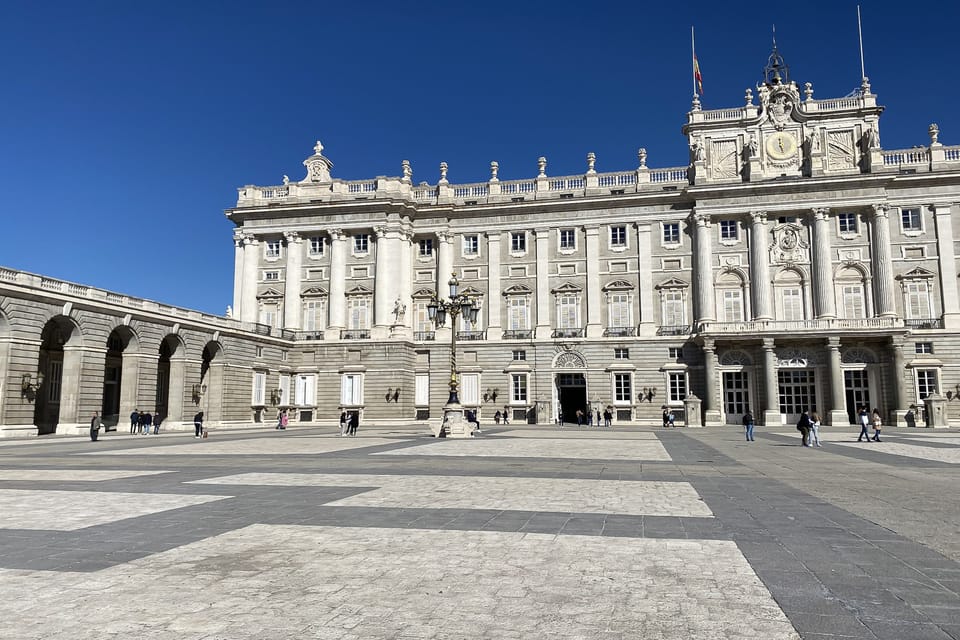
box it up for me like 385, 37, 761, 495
691, 25, 698, 97
857, 5, 866, 80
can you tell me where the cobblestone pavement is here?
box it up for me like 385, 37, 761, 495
0, 424, 958, 639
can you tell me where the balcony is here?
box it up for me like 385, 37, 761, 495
341, 329, 371, 340
552, 328, 584, 339
698, 317, 905, 334
294, 331, 325, 340
604, 326, 636, 337
413, 331, 436, 341
502, 330, 533, 340
657, 325, 691, 336
906, 318, 943, 330
457, 330, 486, 341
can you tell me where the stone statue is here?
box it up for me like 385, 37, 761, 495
690, 140, 705, 162
864, 125, 880, 150
393, 297, 406, 323
744, 135, 758, 159
225, 305, 233, 318
282, 175, 289, 185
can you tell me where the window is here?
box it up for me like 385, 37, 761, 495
559, 229, 576, 250
47, 361, 62, 402
614, 373, 632, 404
340, 373, 363, 405
662, 222, 680, 244
507, 297, 530, 330
777, 216, 797, 224
460, 373, 480, 405
662, 290, 686, 326
309, 237, 325, 256
841, 285, 865, 319
510, 232, 526, 253
916, 369, 938, 400
265, 240, 281, 258
418, 238, 433, 257
511, 374, 528, 403
901, 208, 922, 232
904, 281, 933, 319
721, 289, 744, 322
348, 297, 371, 330
608, 293, 632, 328
264, 271, 280, 281
610, 225, 627, 248
415, 374, 429, 406
719, 220, 738, 241
278, 374, 290, 406
512, 350, 526, 361
780, 287, 804, 321
281, 350, 288, 362
668, 347, 683, 359
296, 374, 316, 405
459, 304, 483, 332
838, 213, 857, 234
302, 299, 326, 331
462, 234, 479, 256
252, 371, 266, 405
414, 301, 433, 333
255, 346, 263, 358
915, 342, 933, 354
557, 294, 580, 329
668, 372, 688, 403
259, 303, 279, 328
614, 348, 629, 360
353, 234, 369, 254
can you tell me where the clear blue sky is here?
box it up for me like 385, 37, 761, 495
1, 1, 955, 315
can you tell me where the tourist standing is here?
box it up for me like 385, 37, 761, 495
339, 411, 347, 436
857, 406, 871, 442
348, 412, 358, 436
90, 412, 102, 441
130, 409, 139, 434
742, 409, 755, 442
153, 413, 162, 435
809, 411, 822, 447
796, 411, 812, 447
871, 408, 883, 442
143, 411, 152, 435
493, 410, 501, 425
603, 408, 612, 428
194, 411, 204, 438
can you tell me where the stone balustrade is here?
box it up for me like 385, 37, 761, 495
699, 317, 905, 334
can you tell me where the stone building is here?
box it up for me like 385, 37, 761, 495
2, 49, 959, 435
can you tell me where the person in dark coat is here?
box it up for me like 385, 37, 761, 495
742, 409, 755, 442
90, 412, 102, 441
194, 411, 204, 438
130, 409, 139, 434
797, 410, 812, 447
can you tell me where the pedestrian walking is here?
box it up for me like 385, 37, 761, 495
194, 411, 204, 438
90, 411, 102, 441
809, 411, 822, 447
871, 408, 883, 442
796, 410, 812, 446
153, 413, 162, 435
493, 410, 501, 425
596, 409, 601, 426
575, 409, 584, 426
603, 408, 612, 428
275, 409, 284, 430
129, 409, 139, 434
742, 409, 755, 442
502, 408, 509, 425
348, 412, 358, 436
857, 406, 871, 442
280, 410, 288, 430
138, 411, 145, 435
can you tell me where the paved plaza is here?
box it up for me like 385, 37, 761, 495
1, 425, 959, 639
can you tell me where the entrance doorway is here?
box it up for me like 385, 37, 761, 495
722, 371, 750, 424
556, 373, 587, 424
778, 369, 816, 424
844, 369, 870, 425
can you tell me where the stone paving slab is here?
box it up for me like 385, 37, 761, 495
190, 473, 713, 517
0, 524, 799, 640
496, 428, 661, 439
0, 469, 171, 481
0, 489, 230, 530
86, 436, 402, 456
830, 441, 960, 464
378, 437, 672, 460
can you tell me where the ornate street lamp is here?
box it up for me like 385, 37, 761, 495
428, 274, 480, 436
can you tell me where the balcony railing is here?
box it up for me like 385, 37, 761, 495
698, 317, 905, 334
457, 330, 486, 341
657, 325, 691, 336
294, 331, 325, 340
502, 330, 533, 340
552, 328, 584, 338
604, 326, 636, 337
905, 318, 943, 330
413, 331, 436, 341
341, 329, 371, 340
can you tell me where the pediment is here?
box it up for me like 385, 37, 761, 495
459, 285, 484, 297
503, 284, 533, 295
345, 284, 374, 296
655, 278, 689, 290
256, 288, 283, 299
301, 286, 328, 297
602, 279, 634, 291
412, 287, 436, 298
897, 267, 935, 280
551, 282, 582, 294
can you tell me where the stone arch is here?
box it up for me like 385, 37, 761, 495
552, 350, 587, 369
841, 346, 878, 364
0, 308, 10, 427
34, 315, 84, 434
199, 340, 226, 424
156, 333, 188, 425
719, 349, 753, 366
102, 325, 141, 428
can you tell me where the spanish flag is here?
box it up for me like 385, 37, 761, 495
694, 55, 704, 95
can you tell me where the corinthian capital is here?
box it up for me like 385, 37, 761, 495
749, 210, 768, 225
871, 203, 890, 218
283, 230, 301, 244
812, 207, 830, 221
242, 233, 258, 247
328, 228, 345, 241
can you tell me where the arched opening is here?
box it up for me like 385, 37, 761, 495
0, 310, 10, 426
156, 334, 186, 425
200, 341, 224, 424
33, 316, 82, 435
715, 270, 747, 322
101, 326, 139, 430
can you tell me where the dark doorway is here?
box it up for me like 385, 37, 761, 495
556, 373, 587, 425
34, 320, 68, 435
156, 340, 172, 420
844, 369, 870, 425
101, 332, 124, 428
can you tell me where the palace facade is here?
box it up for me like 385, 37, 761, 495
2, 50, 960, 435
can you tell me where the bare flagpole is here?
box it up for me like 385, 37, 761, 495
857, 5, 866, 80
691, 25, 698, 97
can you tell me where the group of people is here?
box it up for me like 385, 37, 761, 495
275, 409, 289, 430
662, 407, 677, 428
339, 411, 358, 436
795, 411, 823, 447
130, 409, 162, 435
557, 408, 612, 427
492, 409, 510, 425
857, 406, 883, 442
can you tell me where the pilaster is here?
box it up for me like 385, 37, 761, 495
584, 226, 602, 338
282, 231, 303, 330
693, 212, 715, 325
890, 338, 909, 426
535, 228, 552, 339
870, 204, 897, 317
702, 338, 721, 425
636, 223, 655, 336
827, 337, 847, 426
327, 229, 347, 338
240, 235, 259, 323
486, 232, 502, 341
811, 208, 837, 319
372, 226, 396, 339
749, 211, 772, 320
932, 203, 960, 329
762, 338, 780, 427
232, 229, 244, 316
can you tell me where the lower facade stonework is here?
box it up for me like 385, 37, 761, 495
0, 267, 954, 436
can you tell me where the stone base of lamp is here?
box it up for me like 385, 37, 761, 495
435, 403, 476, 439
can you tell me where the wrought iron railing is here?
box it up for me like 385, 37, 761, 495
502, 330, 533, 339
413, 331, 436, 341
341, 329, 371, 340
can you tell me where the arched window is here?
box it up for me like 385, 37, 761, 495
716, 271, 746, 322
774, 269, 805, 321
835, 266, 868, 319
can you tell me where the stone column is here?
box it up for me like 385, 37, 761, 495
870, 204, 897, 317
240, 235, 260, 323
749, 211, 772, 320
636, 223, 654, 335
933, 203, 960, 329
396, 228, 413, 335
811, 208, 836, 319
282, 231, 303, 330
827, 337, 847, 426
373, 226, 399, 338
327, 229, 347, 337
762, 338, 780, 426
693, 212, 715, 326
702, 338, 721, 425
535, 228, 552, 338
486, 231, 502, 341
890, 339, 909, 425
585, 226, 602, 337
232, 229, 244, 316
436, 231, 454, 342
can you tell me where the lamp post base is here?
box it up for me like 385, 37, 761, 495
433, 402, 476, 439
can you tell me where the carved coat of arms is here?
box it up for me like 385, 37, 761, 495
761, 85, 800, 131
769, 223, 809, 264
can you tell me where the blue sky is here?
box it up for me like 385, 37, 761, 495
1, 1, 956, 315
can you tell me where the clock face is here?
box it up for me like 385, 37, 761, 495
766, 132, 798, 160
